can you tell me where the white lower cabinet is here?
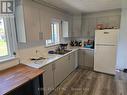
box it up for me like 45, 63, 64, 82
41, 51, 78, 95
54, 55, 70, 88
40, 64, 54, 95
70, 51, 78, 72
78, 49, 94, 69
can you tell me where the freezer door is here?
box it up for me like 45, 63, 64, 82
94, 45, 116, 75
95, 29, 118, 45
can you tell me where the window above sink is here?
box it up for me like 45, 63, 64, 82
46, 20, 60, 47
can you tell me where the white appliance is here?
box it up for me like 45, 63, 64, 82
94, 29, 119, 75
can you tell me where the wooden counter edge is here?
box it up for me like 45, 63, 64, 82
0, 64, 44, 95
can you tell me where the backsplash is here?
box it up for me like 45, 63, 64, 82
0, 43, 59, 71
18, 45, 58, 64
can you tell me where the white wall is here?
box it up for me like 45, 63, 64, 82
116, 8, 127, 70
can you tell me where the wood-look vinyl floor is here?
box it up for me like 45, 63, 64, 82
50, 68, 127, 95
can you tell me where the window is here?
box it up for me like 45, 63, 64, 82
46, 22, 60, 46
62, 21, 69, 37
0, 16, 17, 61
0, 18, 8, 57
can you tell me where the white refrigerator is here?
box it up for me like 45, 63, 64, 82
94, 29, 119, 75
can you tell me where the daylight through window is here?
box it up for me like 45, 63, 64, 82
0, 16, 16, 61
0, 18, 9, 57
46, 22, 60, 46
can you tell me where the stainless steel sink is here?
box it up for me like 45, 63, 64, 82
55, 50, 72, 55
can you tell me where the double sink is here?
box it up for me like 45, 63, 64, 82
54, 49, 72, 55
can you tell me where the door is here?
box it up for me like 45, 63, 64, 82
95, 29, 118, 45
41, 64, 54, 95
94, 46, 117, 75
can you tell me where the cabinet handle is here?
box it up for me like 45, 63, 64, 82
104, 32, 109, 34
54, 63, 56, 70
52, 64, 54, 71
68, 55, 70, 60
52, 63, 56, 71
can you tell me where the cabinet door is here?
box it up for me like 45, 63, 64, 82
84, 49, 94, 69
65, 55, 72, 75
70, 51, 78, 72
41, 64, 54, 95
39, 7, 52, 40
23, 1, 40, 42
78, 49, 94, 69
72, 16, 81, 37
74, 50, 78, 69
78, 49, 85, 66
83, 18, 96, 39
108, 16, 121, 29
54, 56, 70, 88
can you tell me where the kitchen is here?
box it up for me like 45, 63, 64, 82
0, 0, 127, 95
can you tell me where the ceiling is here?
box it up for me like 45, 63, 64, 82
41, 0, 121, 14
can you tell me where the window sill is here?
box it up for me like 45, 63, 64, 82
0, 57, 18, 63
45, 43, 60, 48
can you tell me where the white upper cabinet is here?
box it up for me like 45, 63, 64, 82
82, 10, 121, 39
16, 0, 73, 43
39, 6, 52, 40
16, 0, 52, 43
82, 17, 96, 39
16, 0, 41, 43
72, 15, 82, 37
23, 0, 41, 42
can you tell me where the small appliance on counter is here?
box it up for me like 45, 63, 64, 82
70, 40, 82, 47
84, 40, 94, 49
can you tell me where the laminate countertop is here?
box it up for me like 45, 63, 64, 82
0, 64, 44, 95
22, 48, 94, 69
22, 48, 79, 69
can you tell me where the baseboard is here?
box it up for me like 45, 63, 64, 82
78, 65, 94, 71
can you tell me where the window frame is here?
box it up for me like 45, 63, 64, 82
46, 20, 60, 46
0, 16, 17, 62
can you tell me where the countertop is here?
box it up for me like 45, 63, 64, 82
0, 47, 93, 95
0, 64, 44, 95
22, 47, 94, 69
